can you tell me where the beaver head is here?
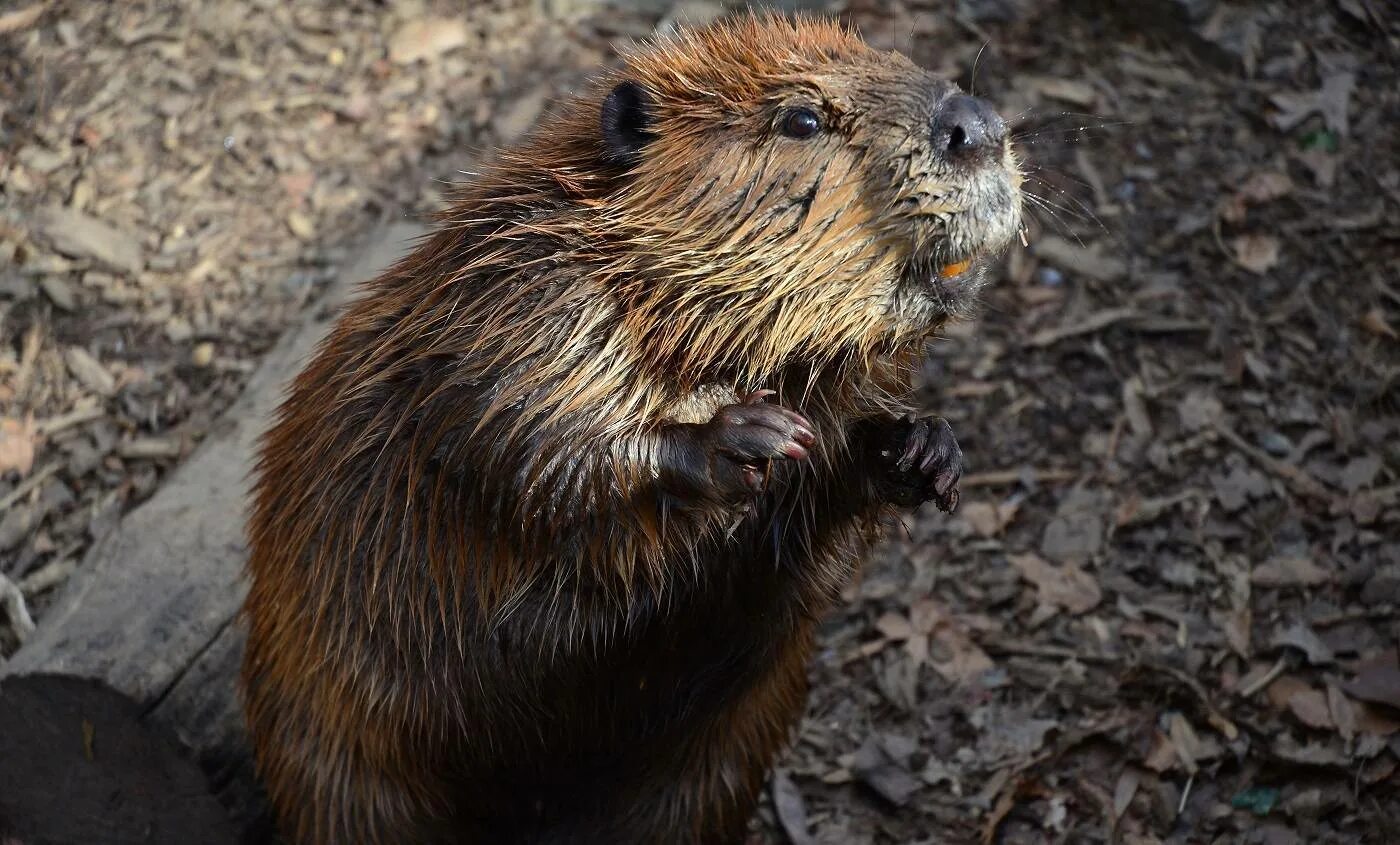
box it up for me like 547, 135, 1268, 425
583, 15, 1023, 382
468, 15, 1022, 388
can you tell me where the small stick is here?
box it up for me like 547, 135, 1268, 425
960, 468, 1078, 487
1238, 656, 1288, 699
0, 572, 37, 643
1214, 422, 1335, 504
0, 462, 60, 512
1026, 307, 1140, 348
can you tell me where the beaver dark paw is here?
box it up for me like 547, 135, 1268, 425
698, 390, 816, 500
875, 416, 963, 513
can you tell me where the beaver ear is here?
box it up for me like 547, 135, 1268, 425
601, 81, 655, 166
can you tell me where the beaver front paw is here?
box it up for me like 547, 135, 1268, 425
697, 390, 816, 500
875, 416, 963, 513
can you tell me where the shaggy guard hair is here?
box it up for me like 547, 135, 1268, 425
242, 14, 1021, 845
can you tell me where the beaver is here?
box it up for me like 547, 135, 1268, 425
241, 13, 1022, 845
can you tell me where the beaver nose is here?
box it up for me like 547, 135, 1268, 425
933, 94, 1006, 159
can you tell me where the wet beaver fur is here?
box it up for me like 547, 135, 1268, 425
242, 14, 1022, 844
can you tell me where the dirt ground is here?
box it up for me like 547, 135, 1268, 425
2, 1, 1397, 843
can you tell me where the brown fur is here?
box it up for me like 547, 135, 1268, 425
242, 14, 1020, 844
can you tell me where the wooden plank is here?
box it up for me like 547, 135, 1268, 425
2, 224, 425, 774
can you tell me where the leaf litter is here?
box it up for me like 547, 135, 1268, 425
1, 0, 1396, 843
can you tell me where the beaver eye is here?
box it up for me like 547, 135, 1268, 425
781, 108, 822, 139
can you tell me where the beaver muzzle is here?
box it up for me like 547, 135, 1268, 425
903, 92, 1022, 313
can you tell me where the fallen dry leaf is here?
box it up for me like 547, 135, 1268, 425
1272, 734, 1347, 767
1237, 170, 1295, 204
1360, 307, 1396, 339
1343, 664, 1400, 710
1167, 713, 1202, 774
1008, 552, 1102, 614
1355, 703, 1400, 737
1328, 684, 1357, 743
1230, 234, 1281, 275
1032, 236, 1126, 282
1269, 72, 1355, 136
1177, 390, 1224, 431
1217, 607, 1252, 658
1266, 674, 1312, 711
770, 770, 815, 845
35, 206, 144, 275
1339, 454, 1382, 493
1112, 768, 1139, 821
1286, 686, 1334, 730
286, 211, 316, 242
1032, 77, 1097, 107
959, 500, 1018, 538
0, 417, 39, 477
1220, 171, 1293, 224
875, 611, 913, 641
0, 3, 46, 35
850, 736, 921, 806
63, 347, 115, 395
1272, 622, 1334, 666
916, 600, 994, 685
388, 18, 470, 64
1251, 555, 1329, 587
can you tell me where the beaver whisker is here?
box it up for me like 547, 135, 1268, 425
1022, 190, 1088, 246
1023, 173, 1108, 236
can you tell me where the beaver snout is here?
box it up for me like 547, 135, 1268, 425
933, 94, 1007, 163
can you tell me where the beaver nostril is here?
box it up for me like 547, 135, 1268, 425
935, 94, 1004, 159
947, 125, 969, 152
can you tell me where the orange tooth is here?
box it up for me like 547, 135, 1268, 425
940, 260, 971, 278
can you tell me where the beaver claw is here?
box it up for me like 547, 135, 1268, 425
876, 416, 963, 512
699, 390, 816, 498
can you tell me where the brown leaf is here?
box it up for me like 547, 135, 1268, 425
1342, 664, 1400, 710
1251, 555, 1329, 587
388, 18, 470, 64
908, 598, 940, 635
0, 3, 47, 35
917, 601, 994, 686
1266, 675, 1312, 712
959, 500, 1017, 538
1218, 607, 1252, 658
1112, 768, 1139, 820
1237, 171, 1294, 204
875, 612, 912, 641
1167, 713, 1201, 774
0, 417, 38, 477
1360, 307, 1396, 339
1355, 703, 1400, 737
1142, 730, 1176, 772
1008, 552, 1102, 614
1328, 685, 1357, 742
1230, 234, 1280, 275
1286, 687, 1334, 730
